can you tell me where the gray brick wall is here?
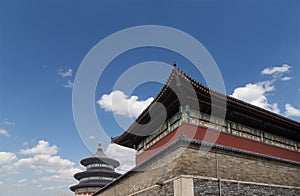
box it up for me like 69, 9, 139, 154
131, 181, 173, 196
95, 144, 300, 196
194, 178, 300, 196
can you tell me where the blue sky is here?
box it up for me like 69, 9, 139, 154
0, 0, 300, 195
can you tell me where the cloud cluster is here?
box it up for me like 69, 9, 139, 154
281, 76, 292, 81
0, 140, 81, 195
2, 118, 15, 126
57, 67, 74, 88
261, 64, 291, 76
15, 141, 80, 179
57, 68, 72, 78
232, 80, 279, 114
0, 152, 17, 167
0, 119, 15, 137
232, 64, 299, 120
0, 128, 9, 137
18, 179, 27, 183
63, 79, 74, 88
105, 143, 136, 174
97, 90, 154, 118
285, 104, 300, 118
19, 140, 58, 155
13, 154, 78, 176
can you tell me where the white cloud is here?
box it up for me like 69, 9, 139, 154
13, 154, 76, 174
14, 140, 81, 179
0, 140, 80, 196
285, 104, 300, 118
19, 140, 57, 155
281, 76, 292, 81
63, 80, 73, 88
97, 90, 154, 118
105, 143, 135, 174
0, 152, 17, 167
18, 179, 27, 183
231, 80, 280, 114
0, 128, 9, 137
41, 186, 55, 191
40, 167, 81, 182
57, 68, 72, 78
57, 67, 73, 89
88, 136, 96, 139
2, 119, 15, 126
261, 64, 291, 76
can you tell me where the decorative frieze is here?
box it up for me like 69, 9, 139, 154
136, 106, 299, 155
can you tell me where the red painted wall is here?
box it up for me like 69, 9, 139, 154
136, 123, 300, 165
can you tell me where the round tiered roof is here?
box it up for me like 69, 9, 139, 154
74, 169, 120, 180
70, 182, 108, 192
70, 142, 121, 194
80, 142, 120, 168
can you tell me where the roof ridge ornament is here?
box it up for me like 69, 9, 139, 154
98, 142, 102, 150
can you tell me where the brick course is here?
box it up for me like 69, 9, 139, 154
94, 142, 300, 196
194, 178, 300, 196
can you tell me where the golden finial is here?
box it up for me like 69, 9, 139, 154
98, 142, 102, 149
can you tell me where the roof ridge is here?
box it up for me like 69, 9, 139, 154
112, 64, 299, 147
174, 66, 300, 126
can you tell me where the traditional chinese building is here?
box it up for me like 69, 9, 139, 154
94, 66, 300, 196
70, 142, 121, 196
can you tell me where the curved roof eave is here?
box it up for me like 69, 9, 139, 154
112, 66, 300, 148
